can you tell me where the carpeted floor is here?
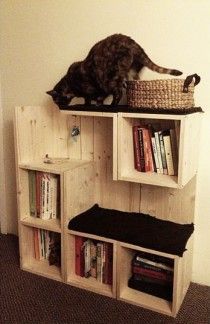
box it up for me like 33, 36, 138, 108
1, 234, 209, 324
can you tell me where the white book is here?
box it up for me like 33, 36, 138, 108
41, 173, 51, 220
40, 175, 45, 219
96, 242, 103, 282
159, 131, 168, 175
163, 134, 175, 176
38, 229, 44, 260
154, 131, 163, 174
136, 255, 174, 272
51, 175, 58, 219
84, 239, 91, 277
151, 136, 160, 173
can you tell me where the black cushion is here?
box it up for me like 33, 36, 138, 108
68, 204, 194, 257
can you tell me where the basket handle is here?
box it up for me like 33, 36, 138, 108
183, 74, 201, 93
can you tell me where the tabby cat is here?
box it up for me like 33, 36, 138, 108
47, 34, 182, 108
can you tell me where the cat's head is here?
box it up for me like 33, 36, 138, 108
46, 89, 75, 108
47, 61, 84, 108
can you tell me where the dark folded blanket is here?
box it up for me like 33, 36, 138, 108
68, 204, 194, 257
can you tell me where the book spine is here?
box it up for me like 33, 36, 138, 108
33, 227, 39, 259
75, 236, 85, 277
154, 131, 163, 174
46, 175, 50, 219
102, 243, 108, 284
138, 128, 145, 172
51, 175, 58, 219
159, 131, 168, 175
40, 174, 45, 219
96, 242, 103, 282
132, 266, 173, 281
29, 170, 37, 217
41, 173, 51, 220
170, 128, 178, 176
38, 229, 44, 260
84, 239, 91, 277
163, 134, 175, 176
107, 243, 113, 285
135, 256, 173, 271
142, 128, 150, 172
132, 125, 141, 171
144, 128, 154, 172
56, 176, 60, 219
151, 137, 160, 173
132, 260, 173, 274
90, 241, 97, 278
147, 124, 156, 172
132, 273, 173, 286
35, 171, 42, 218
45, 230, 51, 259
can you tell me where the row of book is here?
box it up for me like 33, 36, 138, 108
128, 251, 174, 301
132, 124, 179, 175
75, 236, 113, 285
28, 171, 60, 220
33, 228, 61, 266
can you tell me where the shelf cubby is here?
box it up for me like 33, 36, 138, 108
66, 230, 116, 298
117, 242, 180, 317
17, 167, 62, 231
20, 224, 62, 281
117, 112, 202, 188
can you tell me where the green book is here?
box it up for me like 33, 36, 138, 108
28, 170, 36, 217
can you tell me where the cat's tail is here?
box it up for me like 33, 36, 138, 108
142, 52, 182, 76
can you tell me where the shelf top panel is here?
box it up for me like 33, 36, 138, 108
59, 104, 203, 119
19, 159, 93, 174
118, 111, 202, 120
119, 171, 179, 189
60, 104, 116, 117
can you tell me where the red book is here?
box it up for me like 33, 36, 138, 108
141, 128, 150, 172
132, 266, 173, 282
75, 236, 85, 277
132, 126, 141, 171
138, 128, 145, 172
143, 128, 154, 172
103, 243, 113, 285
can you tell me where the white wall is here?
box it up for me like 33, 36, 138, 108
0, 0, 209, 285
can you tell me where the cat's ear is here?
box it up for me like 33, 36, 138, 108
46, 90, 57, 97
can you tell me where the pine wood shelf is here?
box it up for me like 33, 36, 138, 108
22, 258, 62, 282
14, 105, 202, 317
20, 217, 61, 233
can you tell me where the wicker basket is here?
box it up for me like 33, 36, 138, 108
126, 74, 200, 110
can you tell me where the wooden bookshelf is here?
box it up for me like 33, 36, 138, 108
14, 105, 202, 317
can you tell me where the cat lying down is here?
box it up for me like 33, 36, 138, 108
47, 34, 182, 108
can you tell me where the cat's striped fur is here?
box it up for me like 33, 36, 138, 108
47, 34, 182, 108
